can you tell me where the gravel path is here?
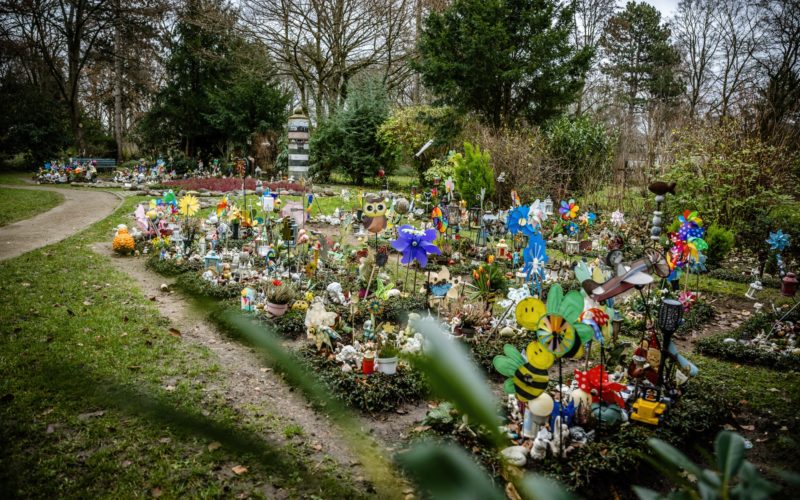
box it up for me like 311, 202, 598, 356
0, 184, 123, 261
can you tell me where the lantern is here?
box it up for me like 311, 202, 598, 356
782, 272, 798, 297
656, 299, 683, 389
543, 196, 554, 216
497, 238, 509, 259
566, 240, 580, 255
745, 280, 763, 300
204, 250, 222, 272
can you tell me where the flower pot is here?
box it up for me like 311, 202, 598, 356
376, 356, 398, 375
362, 356, 375, 375
266, 302, 288, 317
460, 326, 477, 338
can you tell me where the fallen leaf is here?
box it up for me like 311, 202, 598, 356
149, 296, 157, 301
121, 460, 132, 468
46, 424, 57, 434
768, 388, 779, 392
164, 385, 175, 392
313, 443, 323, 452
151, 487, 162, 498
78, 410, 105, 420
83, 301, 92, 306
412, 426, 431, 432
231, 465, 248, 475
168, 328, 181, 338
723, 424, 736, 431
159, 437, 171, 444
740, 425, 755, 431
67, 309, 75, 316
207, 441, 221, 452
123, 316, 129, 322
259, 367, 271, 373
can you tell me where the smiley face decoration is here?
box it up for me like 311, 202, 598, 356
362, 195, 388, 233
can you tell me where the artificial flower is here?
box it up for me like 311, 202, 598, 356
507, 205, 537, 236
391, 225, 441, 268
678, 291, 697, 312
178, 194, 200, 217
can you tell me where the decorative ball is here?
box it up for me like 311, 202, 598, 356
395, 198, 410, 215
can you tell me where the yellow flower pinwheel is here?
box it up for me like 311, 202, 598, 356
178, 194, 200, 217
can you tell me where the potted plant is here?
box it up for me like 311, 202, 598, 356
376, 343, 399, 375
457, 303, 489, 338
266, 281, 295, 317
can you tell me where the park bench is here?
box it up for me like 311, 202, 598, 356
71, 158, 117, 170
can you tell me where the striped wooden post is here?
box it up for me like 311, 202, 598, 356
287, 109, 310, 179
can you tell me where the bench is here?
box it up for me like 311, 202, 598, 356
71, 158, 117, 170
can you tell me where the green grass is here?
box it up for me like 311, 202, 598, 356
0, 187, 64, 227
0, 196, 364, 498
0, 172, 32, 185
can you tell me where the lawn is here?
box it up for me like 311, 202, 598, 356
0, 196, 364, 499
0, 172, 32, 185
0, 187, 63, 227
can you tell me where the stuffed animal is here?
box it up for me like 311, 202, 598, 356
112, 225, 135, 255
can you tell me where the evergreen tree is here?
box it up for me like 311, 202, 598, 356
416, 0, 593, 128
601, 1, 683, 113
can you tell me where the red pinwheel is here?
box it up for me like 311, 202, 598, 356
573, 366, 626, 408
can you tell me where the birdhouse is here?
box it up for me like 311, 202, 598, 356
204, 250, 222, 272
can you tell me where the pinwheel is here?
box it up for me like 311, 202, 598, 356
528, 199, 548, 226
216, 196, 229, 218
536, 285, 594, 358
178, 194, 200, 217
391, 225, 441, 268
767, 230, 791, 251
685, 236, 708, 262
565, 221, 579, 237
610, 210, 625, 227
559, 199, 579, 220
677, 210, 704, 240
573, 366, 626, 408
431, 206, 448, 233
678, 210, 703, 227
523, 232, 548, 281
507, 204, 537, 236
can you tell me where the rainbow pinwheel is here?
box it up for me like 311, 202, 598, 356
767, 230, 791, 251
431, 206, 448, 233
559, 199, 579, 220
391, 225, 441, 268
507, 204, 537, 236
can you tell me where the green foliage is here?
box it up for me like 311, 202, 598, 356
268, 310, 306, 339
635, 431, 779, 500
695, 310, 800, 372
546, 115, 616, 194
377, 106, 462, 182
423, 154, 459, 184
704, 224, 736, 268
454, 142, 494, 207
0, 73, 70, 166
139, 0, 288, 158
175, 272, 246, 300
666, 120, 798, 254
601, 1, 683, 108
299, 347, 427, 413
707, 269, 782, 289
416, 0, 592, 128
145, 254, 202, 277
310, 79, 394, 185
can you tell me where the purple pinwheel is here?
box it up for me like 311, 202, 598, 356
391, 225, 441, 268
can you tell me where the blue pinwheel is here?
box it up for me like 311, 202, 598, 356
767, 230, 791, 251
391, 224, 441, 268
506, 205, 537, 236
523, 232, 548, 281
565, 221, 579, 237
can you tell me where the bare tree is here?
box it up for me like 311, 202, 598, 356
571, 0, 616, 115
673, 0, 720, 117
242, 0, 416, 120
714, 0, 762, 119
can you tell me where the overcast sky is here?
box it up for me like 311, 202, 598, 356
629, 0, 680, 18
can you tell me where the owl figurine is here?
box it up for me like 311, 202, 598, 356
362, 195, 388, 233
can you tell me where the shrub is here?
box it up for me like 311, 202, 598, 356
267, 310, 306, 339
695, 310, 800, 371
145, 255, 202, 276
545, 115, 616, 195
454, 142, 494, 208
703, 224, 735, 268
299, 346, 427, 413
175, 272, 246, 300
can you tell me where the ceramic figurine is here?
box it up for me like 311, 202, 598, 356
363, 319, 376, 341
530, 427, 551, 460
549, 416, 570, 458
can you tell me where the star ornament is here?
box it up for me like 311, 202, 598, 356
391, 225, 441, 268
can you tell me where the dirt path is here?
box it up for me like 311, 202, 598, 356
0, 184, 123, 261
91, 243, 373, 477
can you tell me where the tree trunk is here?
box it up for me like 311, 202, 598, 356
113, 0, 124, 161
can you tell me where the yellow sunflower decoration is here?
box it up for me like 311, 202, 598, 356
179, 194, 200, 217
